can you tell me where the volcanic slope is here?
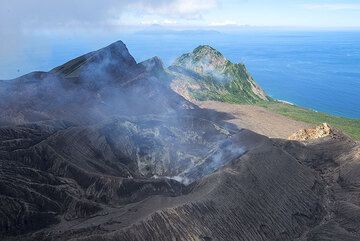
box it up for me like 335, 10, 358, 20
0, 41, 359, 241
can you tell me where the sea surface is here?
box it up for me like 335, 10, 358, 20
1, 30, 359, 118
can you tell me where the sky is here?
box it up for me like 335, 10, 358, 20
121, 0, 360, 28
1, 0, 360, 58
2, 0, 360, 30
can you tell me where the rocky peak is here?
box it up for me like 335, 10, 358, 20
98, 40, 137, 67
106, 40, 136, 59
140, 56, 164, 72
173, 45, 228, 77
51, 40, 136, 78
192, 45, 227, 65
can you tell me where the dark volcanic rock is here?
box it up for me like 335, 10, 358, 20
0, 41, 192, 125
1, 41, 359, 241
51, 40, 137, 80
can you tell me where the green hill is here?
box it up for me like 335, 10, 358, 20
169, 45, 270, 104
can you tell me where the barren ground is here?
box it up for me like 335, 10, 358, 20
198, 101, 312, 139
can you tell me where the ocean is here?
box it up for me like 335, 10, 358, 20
1, 30, 359, 118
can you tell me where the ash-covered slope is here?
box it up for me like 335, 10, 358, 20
0, 41, 192, 125
1, 41, 360, 241
169, 45, 270, 103
0, 40, 242, 239
51, 40, 137, 79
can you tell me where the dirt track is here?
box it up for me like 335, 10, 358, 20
199, 101, 312, 139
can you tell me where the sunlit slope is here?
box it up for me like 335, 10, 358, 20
169, 45, 270, 104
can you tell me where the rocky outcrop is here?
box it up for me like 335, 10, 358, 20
289, 123, 333, 141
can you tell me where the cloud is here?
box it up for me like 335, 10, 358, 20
0, 0, 128, 58
0, 0, 219, 58
0, 0, 208, 58
210, 20, 239, 26
1, 0, 219, 30
1, 0, 139, 30
303, 3, 360, 11
140, 19, 178, 25
130, 0, 218, 19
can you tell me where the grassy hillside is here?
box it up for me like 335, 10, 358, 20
190, 71, 269, 104
258, 101, 360, 140
172, 45, 270, 104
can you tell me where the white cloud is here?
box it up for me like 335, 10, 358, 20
139, 19, 178, 25
130, 0, 218, 19
210, 20, 239, 26
163, 19, 178, 25
303, 3, 360, 11
1, 0, 218, 57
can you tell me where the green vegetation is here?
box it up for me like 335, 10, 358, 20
174, 45, 270, 104
191, 76, 263, 104
190, 63, 270, 104
258, 101, 360, 140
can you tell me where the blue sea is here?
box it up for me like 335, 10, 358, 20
1, 30, 359, 118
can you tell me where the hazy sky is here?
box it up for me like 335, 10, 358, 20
1, 0, 360, 58
122, 0, 360, 28
2, 0, 360, 30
